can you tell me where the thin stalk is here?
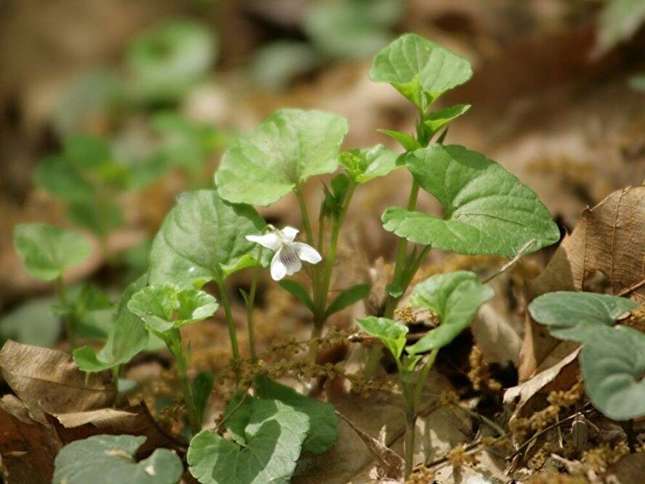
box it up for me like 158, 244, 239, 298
168, 329, 199, 433
404, 410, 416, 479
246, 248, 263, 362
55, 276, 76, 347
217, 281, 240, 367
295, 188, 315, 244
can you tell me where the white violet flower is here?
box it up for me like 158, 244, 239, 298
246, 226, 321, 281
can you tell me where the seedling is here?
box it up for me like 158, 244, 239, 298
357, 271, 494, 477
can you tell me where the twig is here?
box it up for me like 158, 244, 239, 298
507, 408, 593, 461
451, 403, 506, 437
618, 277, 645, 296
482, 239, 536, 284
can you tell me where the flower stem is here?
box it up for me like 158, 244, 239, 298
246, 249, 262, 362
217, 281, 240, 368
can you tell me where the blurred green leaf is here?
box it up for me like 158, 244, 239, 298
305, 0, 403, 59
340, 144, 398, 184
250, 41, 320, 90
595, 0, 645, 55
14, 223, 92, 282
0, 297, 60, 347
127, 20, 217, 103
325, 283, 370, 317
278, 279, 315, 313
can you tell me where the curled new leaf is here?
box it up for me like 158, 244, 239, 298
149, 190, 265, 287
215, 109, 348, 206
128, 284, 218, 333
528, 291, 637, 342
340, 145, 398, 184
14, 223, 92, 282
369, 33, 472, 110
407, 271, 493, 355
383, 145, 560, 257
356, 316, 408, 360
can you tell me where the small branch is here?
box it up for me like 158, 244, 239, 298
618, 277, 645, 297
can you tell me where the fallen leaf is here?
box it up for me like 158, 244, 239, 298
0, 340, 116, 413
519, 186, 645, 379
0, 395, 61, 484
470, 302, 522, 365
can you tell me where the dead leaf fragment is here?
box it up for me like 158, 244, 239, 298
0, 340, 116, 414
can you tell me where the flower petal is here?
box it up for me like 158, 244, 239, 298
293, 242, 322, 264
270, 250, 288, 281
280, 226, 299, 242
278, 245, 302, 276
246, 233, 281, 251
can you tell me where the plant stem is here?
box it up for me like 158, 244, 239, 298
55, 276, 76, 347
167, 329, 199, 434
217, 281, 240, 368
295, 187, 315, 244
246, 248, 263, 362
404, 409, 416, 479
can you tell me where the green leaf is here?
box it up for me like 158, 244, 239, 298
382, 145, 560, 256
406, 271, 493, 355
68, 198, 123, 237
61, 284, 114, 340
64, 135, 111, 168
424, 104, 470, 133
14, 223, 92, 282
128, 285, 218, 333
356, 316, 408, 360
0, 297, 60, 347
325, 283, 370, 318
304, 0, 403, 59
127, 20, 217, 103
149, 190, 265, 287
193, 371, 214, 427
580, 326, 645, 420
340, 145, 399, 184
188, 398, 309, 484
377, 129, 421, 151
254, 375, 338, 454
528, 291, 638, 342
53, 434, 183, 484
35, 155, 94, 203
278, 279, 315, 313
596, 0, 645, 55
215, 109, 348, 206
250, 41, 320, 90
74, 276, 151, 372
369, 33, 472, 110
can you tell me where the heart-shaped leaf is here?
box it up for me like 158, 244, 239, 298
188, 398, 309, 484
14, 223, 92, 282
340, 145, 399, 184
528, 291, 638, 342
0, 298, 60, 347
369, 33, 472, 110
215, 109, 348, 206
149, 190, 265, 287
356, 316, 408, 360
581, 326, 645, 420
382, 145, 560, 256
74, 276, 153, 372
407, 271, 493, 355
254, 375, 338, 454
128, 284, 218, 333
53, 434, 183, 484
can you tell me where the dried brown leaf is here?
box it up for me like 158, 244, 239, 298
0, 395, 61, 484
0, 340, 116, 413
519, 186, 645, 379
